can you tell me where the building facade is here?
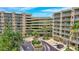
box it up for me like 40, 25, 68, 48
0, 12, 52, 37
0, 12, 32, 37
52, 8, 79, 50
26, 17, 52, 36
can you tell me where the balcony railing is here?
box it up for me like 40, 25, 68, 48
62, 28, 70, 31
62, 19, 71, 22
75, 12, 79, 15
74, 18, 79, 21
62, 13, 71, 17
62, 23, 71, 26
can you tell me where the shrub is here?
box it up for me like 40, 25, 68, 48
34, 44, 42, 48
32, 39, 41, 45
43, 35, 49, 40
0, 24, 23, 51
65, 47, 73, 51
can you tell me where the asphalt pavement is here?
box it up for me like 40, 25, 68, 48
22, 41, 34, 51
21, 40, 58, 51
42, 41, 58, 51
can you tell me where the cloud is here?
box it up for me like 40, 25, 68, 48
41, 7, 71, 13
19, 7, 36, 11
0, 7, 36, 13
32, 12, 51, 17
0, 8, 7, 12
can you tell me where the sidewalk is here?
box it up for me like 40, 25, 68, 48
23, 36, 34, 42
43, 38, 59, 45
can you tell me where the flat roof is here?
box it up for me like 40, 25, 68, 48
53, 8, 72, 14
0, 11, 32, 15
32, 17, 52, 19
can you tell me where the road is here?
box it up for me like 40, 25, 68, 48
42, 41, 58, 51
38, 37, 58, 51
22, 41, 34, 51
21, 40, 58, 51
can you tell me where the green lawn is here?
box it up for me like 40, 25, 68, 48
65, 48, 73, 51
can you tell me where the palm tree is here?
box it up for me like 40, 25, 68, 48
0, 23, 23, 51
70, 22, 79, 50
32, 31, 39, 38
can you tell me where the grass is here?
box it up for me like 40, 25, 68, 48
65, 48, 73, 51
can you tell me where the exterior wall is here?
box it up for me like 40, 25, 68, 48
53, 12, 61, 40
52, 7, 79, 50
0, 12, 31, 37
26, 17, 52, 36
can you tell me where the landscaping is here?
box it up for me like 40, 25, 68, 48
32, 39, 43, 51
32, 39, 42, 48
0, 24, 23, 51
64, 48, 73, 51
43, 35, 50, 40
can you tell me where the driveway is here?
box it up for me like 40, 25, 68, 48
22, 41, 34, 51
42, 41, 58, 51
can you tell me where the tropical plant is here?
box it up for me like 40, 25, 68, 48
32, 31, 39, 38
32, 39, 42, 48
43, 35, 49, 40
0, 24, 23, 51
32, 39, 41, 45
65, 47, 73, 51
70, 22, 79, 50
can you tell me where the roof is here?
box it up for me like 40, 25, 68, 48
0, 11, 32, 15
32, 17, 52, 20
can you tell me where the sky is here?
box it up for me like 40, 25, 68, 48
0, 7, 70, 17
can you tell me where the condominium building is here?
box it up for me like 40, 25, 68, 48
0, 12, 52, 37
0, 12, 32, 37
26, 17, 52, 36
52, 8, 79, 50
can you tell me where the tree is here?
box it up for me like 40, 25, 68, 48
32, 31, 39, 38
70, 22, 79, 50
0, 24, 23, 51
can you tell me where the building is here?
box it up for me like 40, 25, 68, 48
26, 17, 52, 36
0, 12, 32, 37
0, 12, 52, 37
52, 8, 79, 50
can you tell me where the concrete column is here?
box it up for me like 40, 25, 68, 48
59, 12, 62, 43
60, 12, 62, 37
12, 13, 16, 32
52, 16, 54, 37
22, 14, 26, 37
70, 8, 75, 45
1, 12, 5, 33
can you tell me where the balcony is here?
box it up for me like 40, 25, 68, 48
62, 28, 70, 31
54, 16, 60, 18
62, 32, 70, 36
62, 19, 71, 22
53, 30, 60, 33
54, 27, 60, 29
62, 23, 71, 26
75, 11, 79, 15
74, 18, 79, 21
62, 14, 71, 17
30, 24, 50, 25
54, 20, 60, 22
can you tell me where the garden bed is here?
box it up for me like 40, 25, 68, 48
32, 39, 43, 51
64, 48, 73, 51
